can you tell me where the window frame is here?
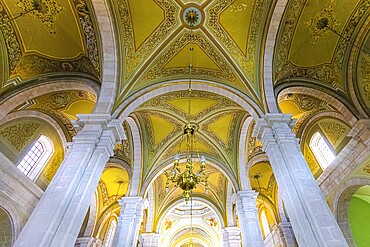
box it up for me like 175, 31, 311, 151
309, 131, 336, 170
17, 135, 54, 181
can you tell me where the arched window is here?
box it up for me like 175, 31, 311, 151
309, 132, 335, 170
17, 135, 53, 180
261, 210, 270, 237
102, 220, 117, 247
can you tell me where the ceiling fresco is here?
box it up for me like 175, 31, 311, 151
11, 90, 96, 141
133, 90, 248, 180
0, 0, 100, 92
274, 0, 370, 96
111, 0, 273, 112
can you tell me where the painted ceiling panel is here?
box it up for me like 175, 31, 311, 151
165, 97, 218, 116
164, 44, 220, 71
219, 0, 252, 55
128, 0, 165, 50
289, 0, 357, 66
134, 91, 246, 180
208, 113, 233, 145
5, 0, 85, 59
149, 114, 176, 145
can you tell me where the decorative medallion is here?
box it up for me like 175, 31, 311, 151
16, 0, 64, 35
183, 7, 202, 27
305, 0, 339, 47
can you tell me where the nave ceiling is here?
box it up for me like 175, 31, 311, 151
1, 0, 369, 115
0, 0, 370, 236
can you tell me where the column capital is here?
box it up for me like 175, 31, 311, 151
252, 113, 296, 139
75, 114, 126, 142
118, 197, 148, 218
231, 191, 264, 247
232, 190, 259, 212
140, 233, 161, 246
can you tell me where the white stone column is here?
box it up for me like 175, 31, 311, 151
113, 197, 148, 247
233, 191, 264, 247
13, 114, 125, 247
221, 227, 241, 247
254, 113, 348, 247
74, 237, 102, 247
140, 233, 161, 247
276, 222, 297, 247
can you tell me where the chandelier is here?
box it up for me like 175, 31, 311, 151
164, 7, 208, 202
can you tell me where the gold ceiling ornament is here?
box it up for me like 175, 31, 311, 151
305, 0, 339, 47
164, 22, 208, 203
183, 6, 202, 27
229, 3, 248, 12
16, 0, 63, 35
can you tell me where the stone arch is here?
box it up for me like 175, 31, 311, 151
0, 80, 98, 119
299, 111, 354, 146
345, 13, 370, 119
332, 178, 370, 246
113, 81, 264, 121
125, 116, 142, 197
238, 116, 254, 190
90, 0, 119, 114
0, 110, 68, 149
277, 87, 358, 126
263, 0, 289, 113
0, 196, 22, 246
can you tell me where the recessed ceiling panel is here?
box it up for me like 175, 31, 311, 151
128, 0, 165, 50
6, 0, 85, 59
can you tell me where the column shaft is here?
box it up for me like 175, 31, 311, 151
14, 115, 124, 247
113, 197, 147, 247
221, 227, 241, 247
254, 114, 348, 247
233, 191, 264, 247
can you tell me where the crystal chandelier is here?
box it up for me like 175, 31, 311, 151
164, 7, 208, 202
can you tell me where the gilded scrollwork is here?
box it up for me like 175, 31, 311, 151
74, 0, 100, 74
138, 90, 239, 122
11, 54, 98, 79
139, 31, 241, 87
278, 93, 326, 111
17, 0, 63, 35
0, 3, 22, 73
245, 0, 269, 79
319, 120, 347, 145
0, 122, 40, 151
43, 149, 63, 181
15, 90, 96, 140
206, 0, 248, 74
275, 0, 370, 90
305, 0, 338, 47
201, 111, 242, 158
116, 0, 179, 80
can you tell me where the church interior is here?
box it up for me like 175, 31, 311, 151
0, 0, 370, 246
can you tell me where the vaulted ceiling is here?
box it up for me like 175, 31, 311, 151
1, 0, 370, 219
